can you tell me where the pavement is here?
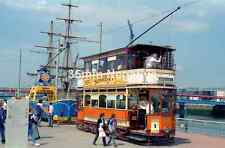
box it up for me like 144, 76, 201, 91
2, 124, 225, 148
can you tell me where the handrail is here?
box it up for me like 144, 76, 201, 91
176, 118, 225, 125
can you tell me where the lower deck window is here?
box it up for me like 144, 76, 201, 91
99, 95, 106, 108
107, 100, 115, 108
84, 95, 91, 107
91, 100, 98, 108
116, 95, 126, 109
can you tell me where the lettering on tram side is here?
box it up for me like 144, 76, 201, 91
69, 69, 127, 87
69, 69, 175, 87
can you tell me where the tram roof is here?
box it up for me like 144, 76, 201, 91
81, 44, 175, 61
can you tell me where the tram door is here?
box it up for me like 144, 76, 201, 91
138, 90, 149, 129
129, 89, 149, 129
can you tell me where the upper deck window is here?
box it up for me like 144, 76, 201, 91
107, 56, 117, 71
99, 57, 107, 72
116, 54, 126, 70
127, 48, 174, 70
82, 44, 175, 72
92, 60, 99, 72
84, 61, 92, 72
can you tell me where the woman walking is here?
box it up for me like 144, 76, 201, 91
107, 114, 117, 147
93, 113, 107, 146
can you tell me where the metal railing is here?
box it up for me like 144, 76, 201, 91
176, 118, 225, 137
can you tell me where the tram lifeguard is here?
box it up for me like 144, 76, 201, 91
76, 44, 176, 143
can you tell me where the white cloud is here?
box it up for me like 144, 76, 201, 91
172, 20, 209, 32
0, 0, 60, 13
76, 4, 160, 26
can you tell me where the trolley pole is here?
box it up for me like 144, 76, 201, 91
99, 22, 103, 54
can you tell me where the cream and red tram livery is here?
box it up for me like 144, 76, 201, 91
76, 44, 176, 143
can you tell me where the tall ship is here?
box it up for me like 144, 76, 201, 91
27, 0, 83, 101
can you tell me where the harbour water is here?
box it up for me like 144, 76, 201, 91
177, 115, 225, 138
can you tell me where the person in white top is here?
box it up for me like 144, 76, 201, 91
3, 101, 7, 111
145, 53, 161, 68
48, 102, 54, 127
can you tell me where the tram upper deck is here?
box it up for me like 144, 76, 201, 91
77, 44, 176, 89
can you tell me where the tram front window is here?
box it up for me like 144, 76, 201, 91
162, 96, 169, 113
151, 96, 160, 113
150, 95, 174, 114
36, 93, 48, 101
99, 95, 106, 108
116, 95, 126, 109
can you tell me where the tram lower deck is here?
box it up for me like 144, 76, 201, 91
76, 87, 176, 144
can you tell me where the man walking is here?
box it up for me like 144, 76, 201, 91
28, 108, 40, 146
36, 100, 44, 126
93, 113, 107, 146
48, 102, 54, 127
0, 100, 6, 144
107, 114, 117, 147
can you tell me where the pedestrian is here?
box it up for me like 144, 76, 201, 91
107, 114, 117, 147
0, 100, 6, 144
28, 108, 40, 146
48, 102, 54, 127
2, 100, 7, 111
93, 113, 107, 146
36, 100, 44, 126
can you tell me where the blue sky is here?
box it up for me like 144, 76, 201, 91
0, 0, 225, 88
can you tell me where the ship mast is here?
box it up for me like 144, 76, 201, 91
36, 20, 57, 76
54, 0, 83, 94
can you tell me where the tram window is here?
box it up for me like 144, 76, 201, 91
116, 95, 126, 109
162, 96, 169, 113
107, 56, 116, 71
127, 53, 136, 69
107, 95, 116, 108
36, 93, 48, 101
85, 61, 92, 72
84, 95, 91, 106
99, 95, 106, 108
107, 100, 115, 108
99, 58, 107, 72
91, 100, 98, 108
128, 96, 138, 109
116, 55, 125, 70
92, 60, 99, 73
151, 96, 160, 113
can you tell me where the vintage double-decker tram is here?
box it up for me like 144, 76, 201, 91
76, 44, 176, 144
